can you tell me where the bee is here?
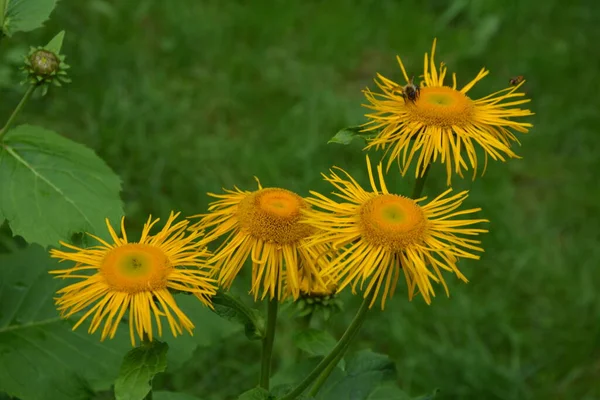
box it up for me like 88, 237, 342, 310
509, 75, 525, 86
401, 76, 420, 103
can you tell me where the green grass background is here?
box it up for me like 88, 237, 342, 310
2, 0, 600, 399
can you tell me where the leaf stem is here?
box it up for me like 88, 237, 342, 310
0, 85, 37, 142
259, 297, 278, 389
279, 294, 371, 400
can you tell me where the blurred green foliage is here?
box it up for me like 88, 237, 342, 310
1, 0, 599, 399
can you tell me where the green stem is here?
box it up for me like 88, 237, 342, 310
0, 84, 37, 141
308, 316, 364, 397
260, 297, 278, 389
411, 165, 431, 199
280, 294, 371, 400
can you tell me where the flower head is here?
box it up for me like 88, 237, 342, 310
303, 157, 488, 308
190, 179, 328, 301
49, 212, 217, 346
22, 47, 70, 95
363, 39, 533, 185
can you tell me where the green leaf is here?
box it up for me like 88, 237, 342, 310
293, 329, 337, 357
212, 291, 265, 340
412, 389, 440, 400
44, 30, 64, 54
317, 350, 396, 400
2, 0, 57, 36
367, 384, 409, 400
154, 392, 203, 400
0, 244, 132, 400
160, 294, 241, 370
271, 358, 337, 391
114, 341, 168, 400
0, 125, 124, 247
237, 387, 271, 400
327, 125, 376, 145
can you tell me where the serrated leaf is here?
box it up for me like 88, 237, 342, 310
212, 291, 265, 340
2, 0, 57, 36
0, 244, 132, 400
114, 341, 168, 400
237, 387, 271, 400
154, 392, 203, 400
317, 350, 396, 400
293, 329, 337, 357
327, 125, 376, 145
44, 30, 64, 54
0, 124, 124, 247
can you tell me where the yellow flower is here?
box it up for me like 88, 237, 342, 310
49, 212, 217, 346
190, 179, 327, 301
303, 157, 488, 308
363, 39, 533, 185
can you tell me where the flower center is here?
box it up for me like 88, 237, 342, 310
359, 194, 427, 251
238, 188, 313, 244
101, 244, 171, 292
408, 86, 474, 127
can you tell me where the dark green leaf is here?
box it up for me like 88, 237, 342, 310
0, 244, 131, 400
412, 389, 440, 400
114, 341, 168, 400
317, 350, 396, 400
271, 358, 330, 389
367, 384, 410, 400
0, 125, 124, 247
161, 294, 241, 370
212, 291, 265, 340
293, 329, 337, 357
2, 0, 57, 36
345, 350, 395, 376
327, 125, 376, 145
153, 392, 203, 400
237, 387, 271, 400
269, 384, 294, 398
271, 384, 316, 399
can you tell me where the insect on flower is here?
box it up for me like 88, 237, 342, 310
401, 76, 420, 103
390, 76, 420, 104
509, 75, 525, 86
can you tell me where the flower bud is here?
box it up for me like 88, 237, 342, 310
295, 280, 343, 320
21, 46, 71, 95
29, 50, 60, 77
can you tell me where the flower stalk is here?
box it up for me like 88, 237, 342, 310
0, 84, 37, 142
280, 293, 371, 400
260, 296, 279, 389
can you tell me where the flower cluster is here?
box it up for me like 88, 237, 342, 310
49, 39, 531, 346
